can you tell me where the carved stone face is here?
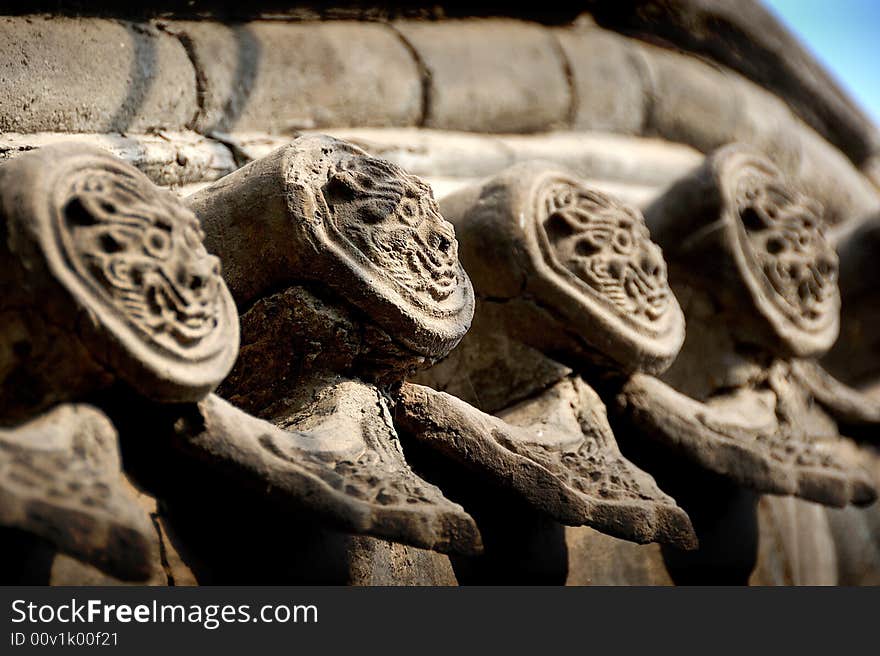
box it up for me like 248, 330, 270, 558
58, 169, 225, 359
734, 175, 838, 330
538, 181, 674, 330
270, 136, 473, 361
322, 157, 462, 308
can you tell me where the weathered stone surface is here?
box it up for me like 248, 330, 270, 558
224, 128, 701, 188
210, 128, 701, 206
618, 371, 876, 507
165, 20, 421, 134
584, 0, 880, 169
865, 156, 880, 191
0, 14, 876, 228
0, 17, 196, 134
187, 134, 474, 361
564, 526, 674, 585
307, 129, 517, 179
395, 19, 570, 133
412, 308, 573, 415
345, 536, 458, 585
173, 389, 480, 555
218, 284, 452, 417
0, 404, 155, 581
441, 162, 684, 374
656, 285, 766, 402
396, 381, 696, 549
617, 147, 878, 511
125, 481, 197, 586
32, 478, 174, 586
0, 144, 240, 419
143, 505, 460, 585
181, 136, 482, 555
2, 10, 877, 587
554, 26, 647, 134
646, 144, 840, 358
494, 132, 700, 190
0, 142, 245, 584
0, 132, 237, 188
411, 163, 694, 549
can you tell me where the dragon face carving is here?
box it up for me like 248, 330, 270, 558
538, 181, 673, 330
321, 156, 465, 314
733, 170, 839, 334
56, 168, 226, 360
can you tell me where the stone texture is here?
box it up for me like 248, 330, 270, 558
0, 404, 155, 581
2, 11, 879, 588
32, 478, 175, 587
126, 482, 198, 586
0, 144, 240, 418
440, 162, 685, 374
618, 145, 879, 510
412, 308, 573, 415
657, 284, 766, 402
0, 17, 197, 134
825, 501, 880, 586
646, 144, 840, 358
396, 381, 696, 549
181, 137, 483, 555
554, 26, 647, 134
494, 132, 700, 189
345, 537, 458, 585
0, 131, 236, 188
309, 128, 517, 179
173, 390, 481, 555
187, 134, 474, 360
212, 128, 701, 206
410, 162, 697, 550
865, 156, 880, 191
395, 19, 571, 133
231, 128, 701, 187
617, 371, 877, 507
165, 20, 421, 134
565, 526, 674, 585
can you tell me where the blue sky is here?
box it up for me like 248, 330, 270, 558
764, 0, 880, 124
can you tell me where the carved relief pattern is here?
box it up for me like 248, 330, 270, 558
396, 379, 695, 547
619, 372, 875, 507
763, 362, 852, 470
322, 157, 463, 310
56, 169, 225, 359
734, 172, 839, 331
539, 181, 672, 328
694, 394, 841, 471
266, 385, 449, 509
181, 388, 480, 554
260, 427, 446, 508
500, 419, 664, 502
497, 378, 674, 503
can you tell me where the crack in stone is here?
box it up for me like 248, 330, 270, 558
385, 22, 433, 129
149, 512, 176, 586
